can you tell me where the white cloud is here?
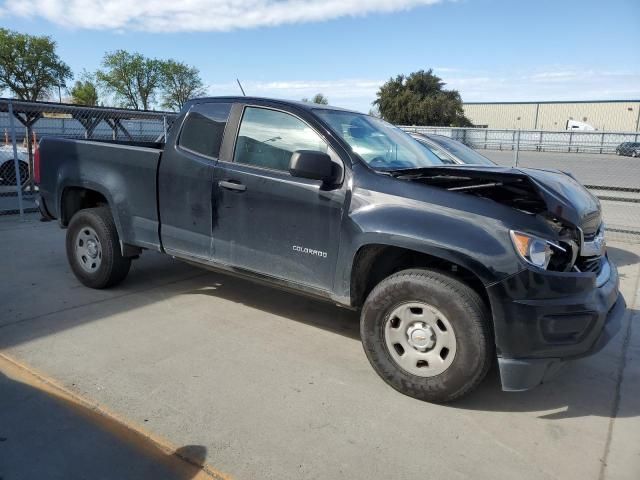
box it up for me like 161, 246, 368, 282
0, 0, 443, 32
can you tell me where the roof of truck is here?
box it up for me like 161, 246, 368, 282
187, 96, 361, 114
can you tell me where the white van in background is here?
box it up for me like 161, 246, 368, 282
566, 119, 596, 131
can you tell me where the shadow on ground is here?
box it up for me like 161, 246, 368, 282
188, 280, 361, 340
607, 245, 640, 268
0, 368, 209, 480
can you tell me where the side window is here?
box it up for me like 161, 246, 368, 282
234, 107, 328, 172
178, 103, 232, 158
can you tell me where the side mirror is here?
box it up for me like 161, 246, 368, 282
289, 150, 337, 184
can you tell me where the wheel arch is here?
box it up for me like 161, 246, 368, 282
59, 186, 111, 227
349, 243, 491, 313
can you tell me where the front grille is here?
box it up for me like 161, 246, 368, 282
575, 255, 603, 274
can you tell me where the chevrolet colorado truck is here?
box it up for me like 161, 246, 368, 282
36, 97, 625, 402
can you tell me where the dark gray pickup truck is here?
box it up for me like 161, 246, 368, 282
37, 97, 625, 402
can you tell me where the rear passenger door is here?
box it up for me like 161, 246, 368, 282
211, 105, 346, 291
158, 102, 231, 259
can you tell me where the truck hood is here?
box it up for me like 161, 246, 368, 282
391, 165, 601, 235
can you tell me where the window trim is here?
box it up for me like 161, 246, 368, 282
414, 137, 459, 164
176, 102, 232, 161
229, 104, 343, 176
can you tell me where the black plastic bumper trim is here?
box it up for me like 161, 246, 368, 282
498, 295, 627, 391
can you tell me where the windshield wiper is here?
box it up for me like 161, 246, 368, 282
382, 166, 452, 177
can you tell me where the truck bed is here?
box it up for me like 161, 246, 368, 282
38, 137, 163, 250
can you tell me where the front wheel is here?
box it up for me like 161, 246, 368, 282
360, 268, 493, 403
66, 207, 131, 288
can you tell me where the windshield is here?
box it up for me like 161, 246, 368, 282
426, 135, 495, 165
315, 110, 451, 170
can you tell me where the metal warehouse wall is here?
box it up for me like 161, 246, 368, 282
463, 101, 640, 132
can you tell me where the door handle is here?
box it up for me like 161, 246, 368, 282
218, 180, 246, 192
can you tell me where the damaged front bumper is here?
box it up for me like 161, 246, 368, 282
487, 256, 625, 392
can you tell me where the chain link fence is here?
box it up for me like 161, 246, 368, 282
399, 125, 640, 155
400, 125, 640, 243
0, 98, 176, 217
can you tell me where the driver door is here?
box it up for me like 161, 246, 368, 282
211, 105, 346, 292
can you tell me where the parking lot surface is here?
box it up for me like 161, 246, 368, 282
482, 150, 640, 188
1, 214, 639, 480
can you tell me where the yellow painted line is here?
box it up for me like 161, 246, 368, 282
0, 352, 233, 480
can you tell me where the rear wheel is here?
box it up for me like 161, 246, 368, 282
360, 268, 492, 403
66, 207, 131, 288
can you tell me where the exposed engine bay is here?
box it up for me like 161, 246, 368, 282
390, 166, 604, 274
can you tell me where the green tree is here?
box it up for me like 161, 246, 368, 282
97, 50, 163, 110
302, 93, 329, 105
373, 69, 471, 126
70, 72, 99, 106
0, 28, 72, 101
160, 60, 206, 111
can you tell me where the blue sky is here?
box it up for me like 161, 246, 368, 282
1, 0, 639, 111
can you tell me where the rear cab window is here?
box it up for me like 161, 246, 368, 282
178, 103, 232, 158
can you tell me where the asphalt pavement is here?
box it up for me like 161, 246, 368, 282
482, 150, 640, 189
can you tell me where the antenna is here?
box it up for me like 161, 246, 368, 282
236, 78, 246, 96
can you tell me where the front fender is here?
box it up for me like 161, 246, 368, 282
333, 198, 523, 304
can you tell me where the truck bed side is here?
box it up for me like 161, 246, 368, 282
39, 137, 163, 250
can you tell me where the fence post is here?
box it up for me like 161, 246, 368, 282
539, 131, 543, 152
7, 100, 24, 219
600, 132, 605, 154
568, 131, 573, 153
513, 129, 521, 167
25, 124, 34, 193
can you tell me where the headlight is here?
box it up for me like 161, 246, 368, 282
510, 231, 564, 270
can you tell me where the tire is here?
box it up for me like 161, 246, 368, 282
360, 268, 492, 403
66, 207, 131, 288
0, 160, 29, 187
